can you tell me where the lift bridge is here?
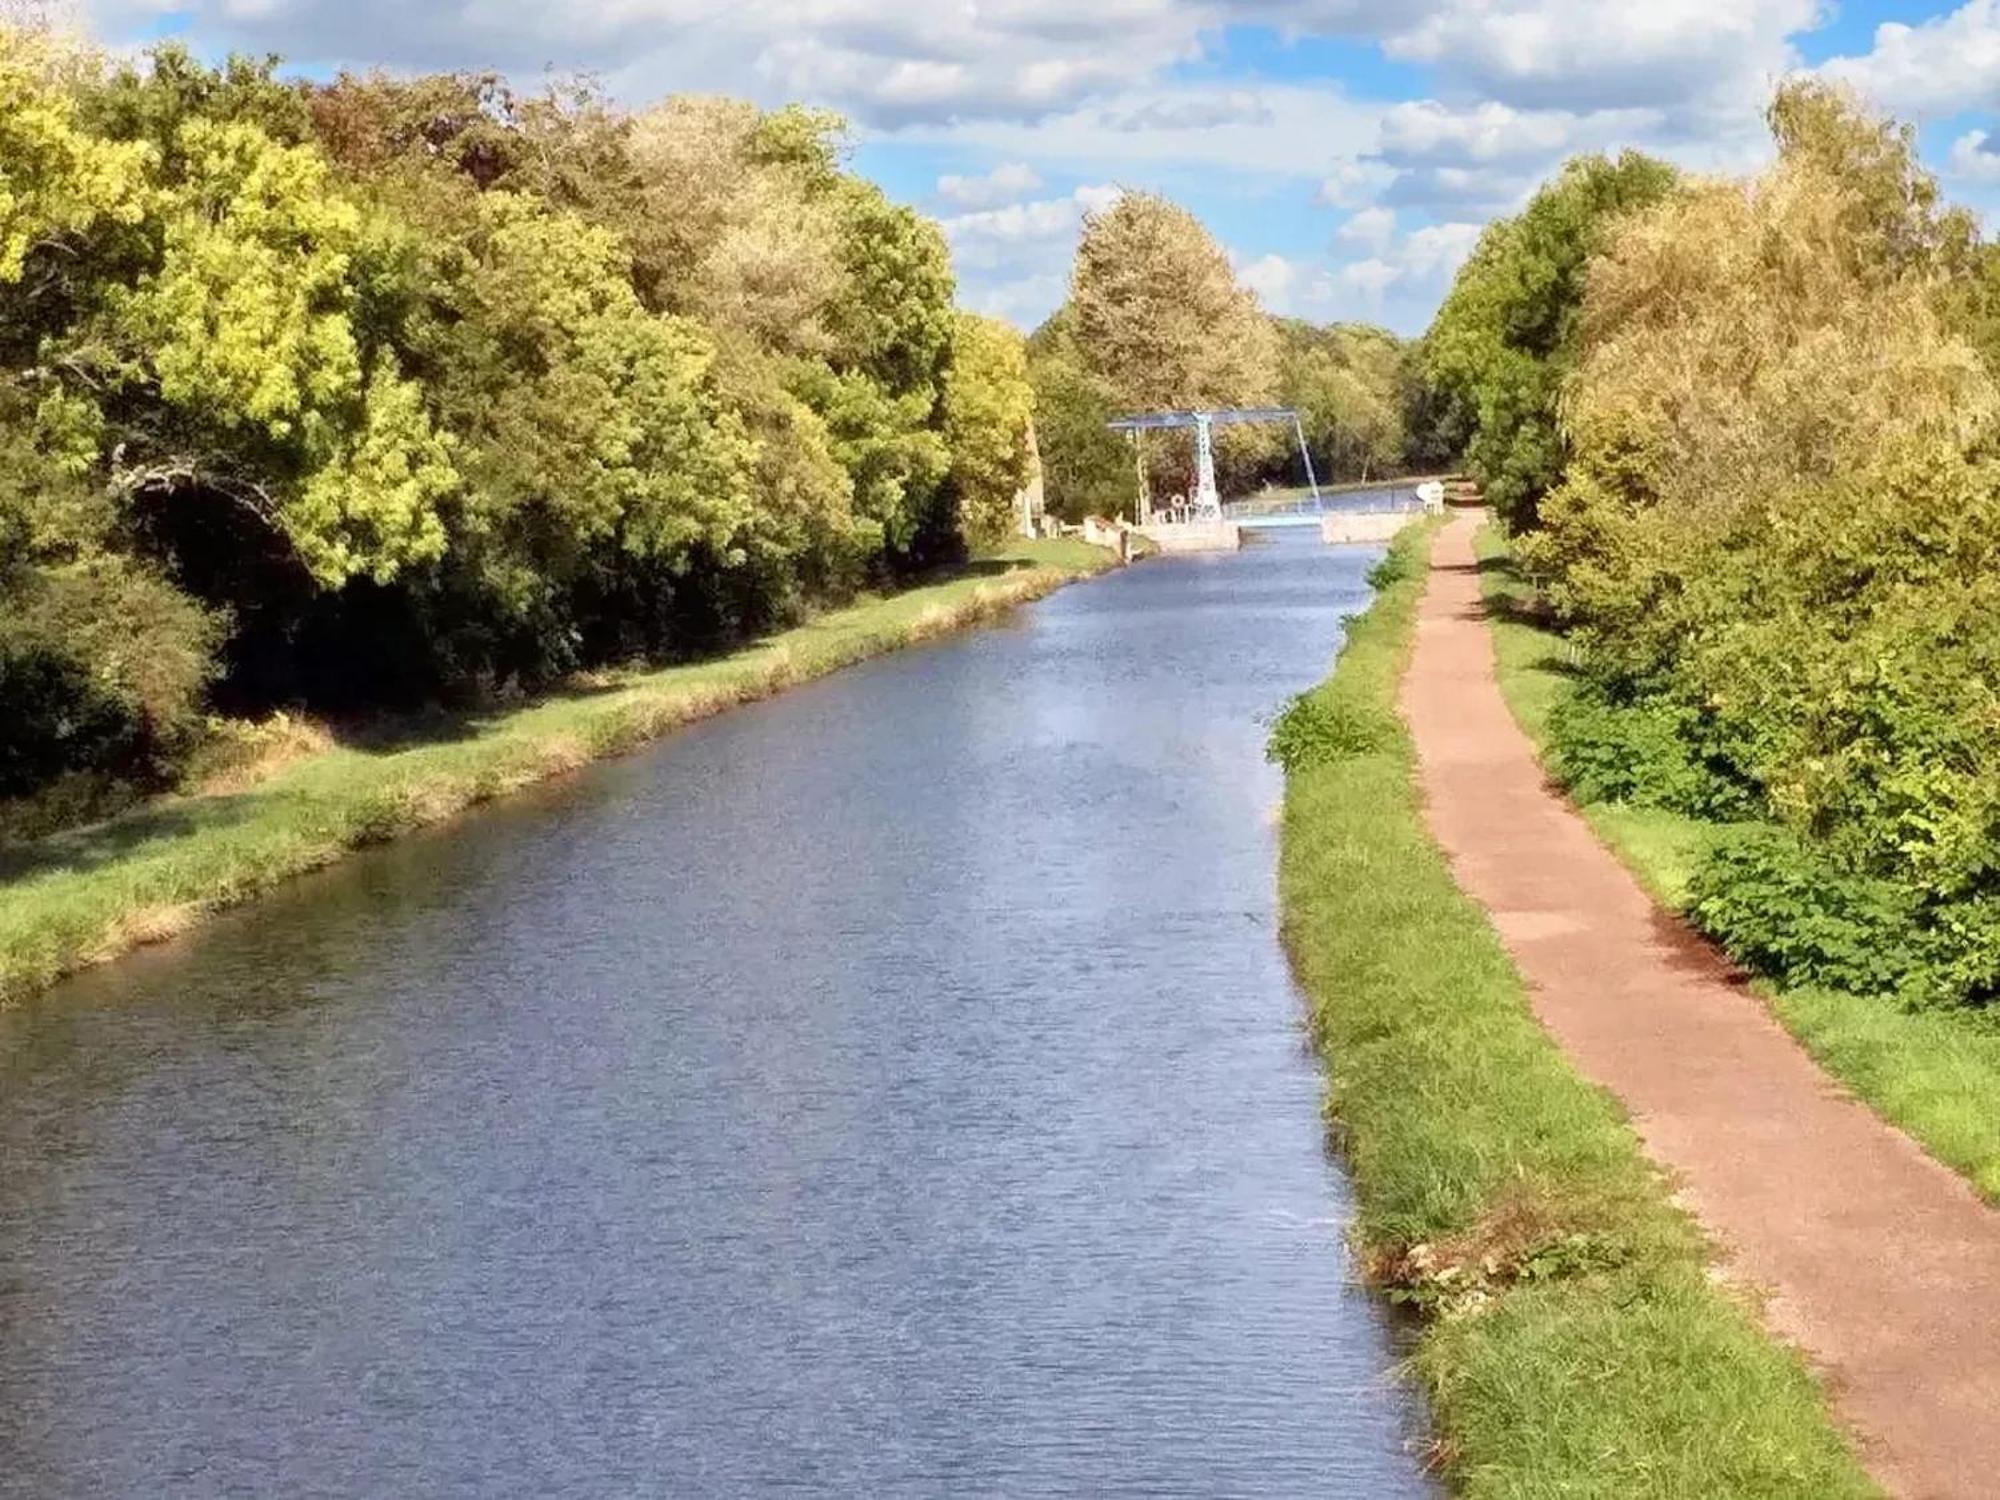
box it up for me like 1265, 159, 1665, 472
1106, 407, 1318, 525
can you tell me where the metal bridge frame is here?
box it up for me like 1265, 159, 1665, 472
1105, 407, 1319, 524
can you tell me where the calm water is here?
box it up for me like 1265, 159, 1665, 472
0, 529, 1435, 1498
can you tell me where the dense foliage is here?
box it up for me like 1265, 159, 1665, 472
1422, 151, 1676, 532
1449, 81, 2000, 1010
0, 32, 1037, 824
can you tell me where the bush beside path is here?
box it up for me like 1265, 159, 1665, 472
1404, 509, 2000, 1499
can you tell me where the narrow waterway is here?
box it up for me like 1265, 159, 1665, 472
0, 528, 1435, 1498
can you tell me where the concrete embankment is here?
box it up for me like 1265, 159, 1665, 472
1137, 520, 1242, 552
1319, 511, 1420, 545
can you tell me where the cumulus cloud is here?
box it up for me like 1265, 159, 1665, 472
940, 182, 1121, 323
1101, 89, 1275, 132
1338, 257, 1402, 302
1820, 1, 2000, 119
1400, 220, 1484, 280
937, 162, 1045, 207
1949, 128, 2000, 185
1374, 98, 1656, 167
1238, 251, 1336, 314
1380, 163, 1536, 214
1336, 206, 1397, 252
1317, 160, 1375, 207
1386, 0, 1817, 119
940, 184, 1120, 263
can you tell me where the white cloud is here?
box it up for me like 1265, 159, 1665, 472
961, 270, 1071, 325
1336, 206, 1397, 252
940, 184, 1120, 267
1949, 128, 2000, 185
1338, 256, 1402, 302
941, 183, 1123, 322
1238, 252, 1332, 313
937, 162, 1045, 206
1374, 98, 1655, 167
1820, 1, 2000, 119
896, 80, 1379, 178
1101, 89, 1274, 132
1400, 220, 1484, 280
1386, 0, 1818, 119
1316, 160, 1375, 207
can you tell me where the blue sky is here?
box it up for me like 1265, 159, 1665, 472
82, 0, 2000, 334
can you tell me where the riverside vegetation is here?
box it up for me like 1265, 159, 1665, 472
1271, 525, 1872, 1498
1421, 78, 2000, 1199
0, 31, 1048, 843
0, 28, 1415, 861
0, 26, 1148, 1000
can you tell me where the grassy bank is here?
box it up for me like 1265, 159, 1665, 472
1276, 524, 1872, 1497
1475, 526, 2000, 1204
0, 539, 1114, 1008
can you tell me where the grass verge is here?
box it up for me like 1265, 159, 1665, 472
1474, 523, 2000, 1204
1277, 523, 1874, 1497
0, 539, 1114, 1008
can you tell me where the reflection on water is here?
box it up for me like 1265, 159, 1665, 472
0, 529, 1434, 1498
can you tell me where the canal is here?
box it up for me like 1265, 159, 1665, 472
0, 529, 1434, 1497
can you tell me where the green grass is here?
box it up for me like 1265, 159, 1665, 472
1278, 524, 1874, 1498
0, 538, 1115, 1007
1473, 523, 2000, 1205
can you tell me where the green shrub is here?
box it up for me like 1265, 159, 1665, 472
1265, 690, 1395, 771
1548, 685, 1752, 818
0, 646, 146, 799
1365, 547, 1413, 591
1687, 828, 1928, 997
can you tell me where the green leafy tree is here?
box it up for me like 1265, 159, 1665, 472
942, 311, 1035, 546
1531, 82, 2000, 1004
1025, 306, 1136, 520
0, 27, 150, 290
1422, 151, 1676, 531
86, 116, 457, 585
1277, 320, 1408, 482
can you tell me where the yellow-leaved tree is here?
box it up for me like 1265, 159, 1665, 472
942, 312, 1035, 548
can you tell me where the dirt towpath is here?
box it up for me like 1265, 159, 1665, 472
1401, 509, 2000, 1500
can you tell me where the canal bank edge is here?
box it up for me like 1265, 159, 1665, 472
0, 539, 1118, 1010
1274, 522, 1873, 1496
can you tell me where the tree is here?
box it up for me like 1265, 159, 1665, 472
1422, 151, 1676, 530
1276, 320, 1408, 483
0, 26, 150, 291
942, 312, 1035, 546
1025, 307, 1136, 521
0, 35, 1028, 818
622, 97, 848, 350
83, 116, 458, 586
1069, 191, 1275, 413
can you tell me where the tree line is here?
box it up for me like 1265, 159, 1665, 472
1428, 79, 2000, 1012
0, 32, 1039, 827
